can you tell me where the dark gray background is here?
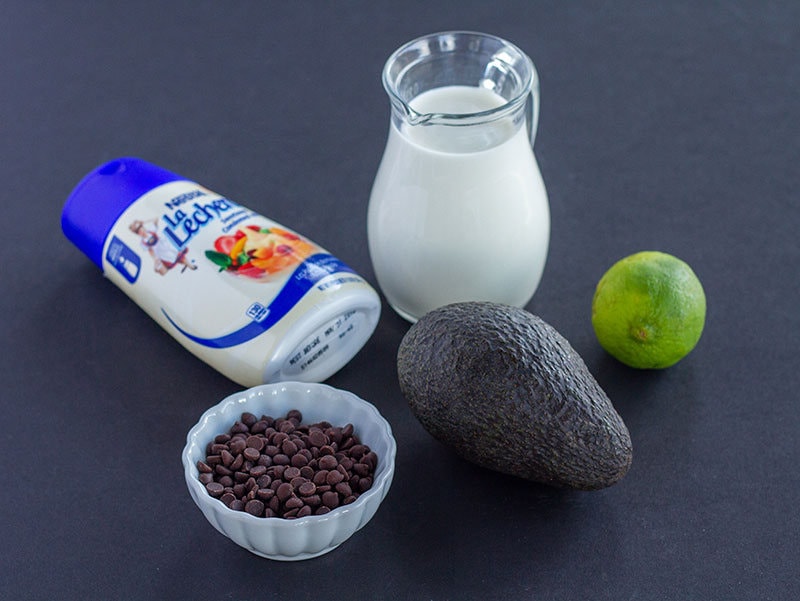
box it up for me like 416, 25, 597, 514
2, 2, 798, 599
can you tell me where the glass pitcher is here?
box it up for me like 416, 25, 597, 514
367, 31, 550, 323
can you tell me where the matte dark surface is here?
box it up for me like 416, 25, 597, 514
2, 2, 798, 600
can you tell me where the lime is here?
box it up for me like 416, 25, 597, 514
591, 251, 706, 369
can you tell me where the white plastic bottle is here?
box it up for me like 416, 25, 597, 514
62, 157, 381, 387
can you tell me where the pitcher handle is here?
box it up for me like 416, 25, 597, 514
526, 80, 540, 147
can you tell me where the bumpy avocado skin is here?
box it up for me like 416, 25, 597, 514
397, 302, 632, 490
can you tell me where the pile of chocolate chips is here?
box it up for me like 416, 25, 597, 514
197, 409, 377, 519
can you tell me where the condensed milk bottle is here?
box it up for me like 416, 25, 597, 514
63, 158, 381, 386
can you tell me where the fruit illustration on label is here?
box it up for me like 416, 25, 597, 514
205, 225, 316, 280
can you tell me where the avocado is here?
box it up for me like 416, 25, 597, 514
397, 302, 632, 490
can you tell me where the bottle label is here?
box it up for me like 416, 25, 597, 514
101, 180, 374, 384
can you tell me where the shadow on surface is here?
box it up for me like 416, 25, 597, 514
375, 438, 623, 599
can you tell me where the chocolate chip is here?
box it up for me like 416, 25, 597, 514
327, 428, 342, 446
257, 488, 275, 500
319, 445, 335, 457
276, 482, 293, 502
227, 438, 244, 454
349, 444, 367, 459
282, 440, 298, 456
245, 499, 265, 517
250, 420, 268, 434
231, 421, 249, 434
318, 455, 338, 470
285, 496, 304, 510
353, 462, 371, 476
249, 465, 267, 478
282, 466, 301, 481
214, 464, 232, 477
298, 481, 317, 496
304, 494, 322, 507
229, 453, 244, 471
243, 447, 260, 462
326, 470, 344, 486
322, 491, 339, 509
308, 430, 327, 448
206, 482, 224, 497
243, 435, 261, 449
272, 454, 290, 466
290, 453, 309, 468
290, 476, 307, 490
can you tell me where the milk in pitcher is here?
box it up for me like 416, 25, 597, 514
367, 85, 550, 322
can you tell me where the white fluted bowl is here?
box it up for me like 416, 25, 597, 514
182, 382, 396, 561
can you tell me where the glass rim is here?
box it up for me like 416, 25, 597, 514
381, 30, 537, 126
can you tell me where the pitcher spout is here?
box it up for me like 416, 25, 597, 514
388, 97, 435, 127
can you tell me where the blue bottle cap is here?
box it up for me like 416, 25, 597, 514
61, 157, 185, 269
